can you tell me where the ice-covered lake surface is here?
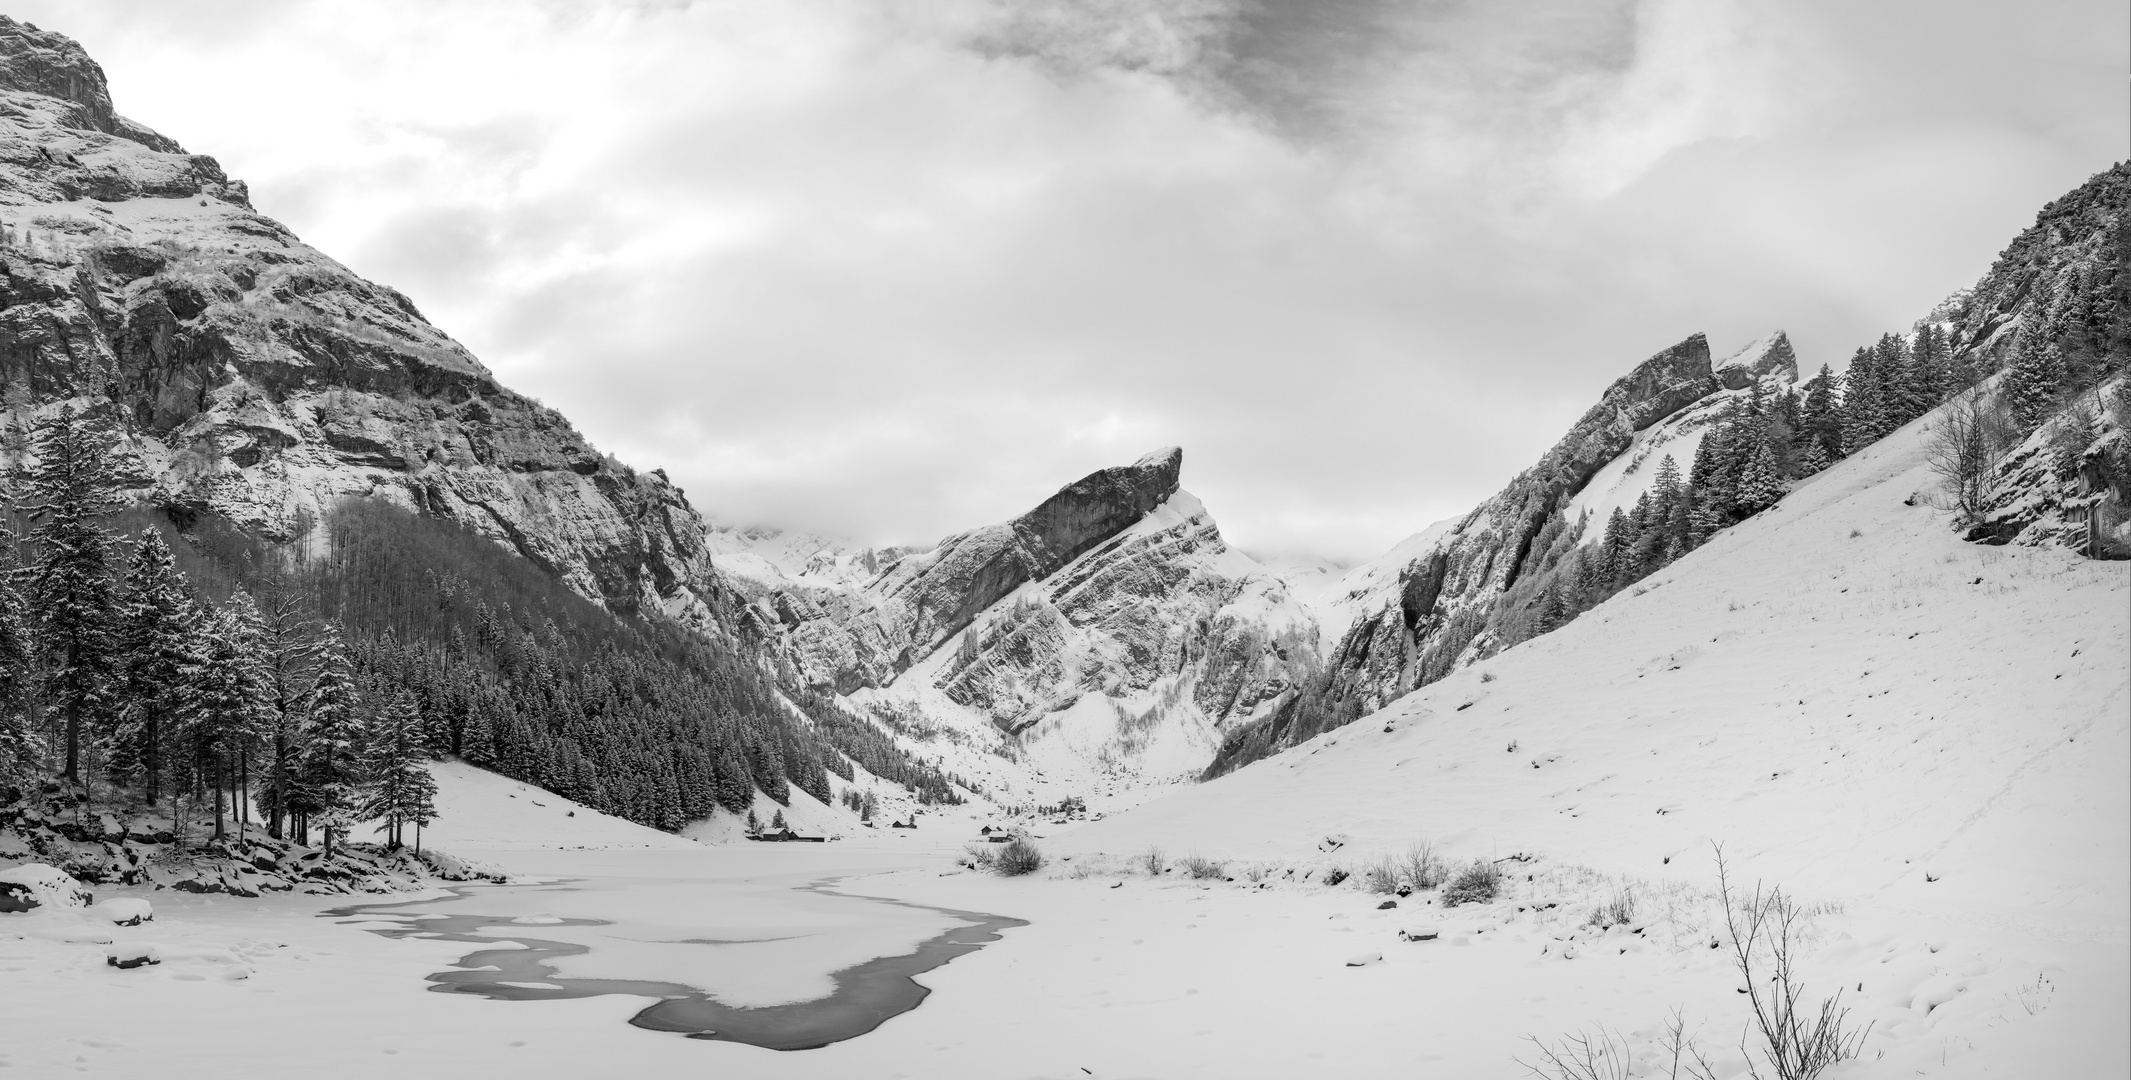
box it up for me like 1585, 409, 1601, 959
330, 872, 1026, 1050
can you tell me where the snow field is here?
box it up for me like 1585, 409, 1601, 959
1032, 404, 2128, 1076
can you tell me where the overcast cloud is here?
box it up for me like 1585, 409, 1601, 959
18, 0, 2125, 562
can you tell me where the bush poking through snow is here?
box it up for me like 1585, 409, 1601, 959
1400, 841, 1451, 891
1714, 846, 1872, 1080
1442, 858, 1503, 906
1140, 847, 1166, 876
1517, 1026, 1633, 1080
1586, 884, 1636, 929
993, 838, 1044, 877
1363, 857, 1401, 894
962, 843, 997, 872
1180, 854, 1225, 880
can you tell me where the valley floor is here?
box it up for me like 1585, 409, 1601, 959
1, 838, 2121, 1079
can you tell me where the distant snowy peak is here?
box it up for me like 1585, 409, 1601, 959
732, 448, 1321, 798
704, 522, 927, 594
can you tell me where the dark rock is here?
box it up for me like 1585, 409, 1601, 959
873, 447, 1183, 659
1376, 899, 1397, 909
0, 880, 35, 912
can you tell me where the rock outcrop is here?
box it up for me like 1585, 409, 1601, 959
0, 17, 736, 631
730, 451, 1318, 787
1204, 330, 1801, 776
873, 447, 1184, 662
1929, 163, 2131, 552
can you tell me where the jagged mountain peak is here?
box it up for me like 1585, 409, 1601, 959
0, 16, 185, 155
1714, 329, 1799, 389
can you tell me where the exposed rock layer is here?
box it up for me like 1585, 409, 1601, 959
0, 17, 735, 631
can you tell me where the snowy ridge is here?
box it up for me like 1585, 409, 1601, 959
846, 488, 1321, 805
1071, 397, 2128, 901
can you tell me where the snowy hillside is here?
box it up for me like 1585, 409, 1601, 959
1069, 406, 2129, 880
374, 761, 702, 851
1058, 396, 2128, 1072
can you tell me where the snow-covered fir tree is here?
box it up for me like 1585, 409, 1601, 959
109, 529, 198, 808
22, 405, 124, 784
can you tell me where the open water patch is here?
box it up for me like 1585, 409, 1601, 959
329, 881, 1025, 1051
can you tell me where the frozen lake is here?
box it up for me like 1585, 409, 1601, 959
331, 868, 1026, 1050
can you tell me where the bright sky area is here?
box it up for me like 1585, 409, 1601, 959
15, 0, 2126, 562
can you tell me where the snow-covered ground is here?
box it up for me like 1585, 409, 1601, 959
4, 398, 2123, 1079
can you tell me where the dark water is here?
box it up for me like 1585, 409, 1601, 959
328, 881, 1025, 1051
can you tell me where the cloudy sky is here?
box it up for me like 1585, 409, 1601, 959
19, 0, 2125, 562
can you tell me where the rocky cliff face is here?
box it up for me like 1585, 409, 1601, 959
1929, 163, 2131, 553
1202, 330, 1800, 776
729, 451, 1319, 791
0, 17, 736, 631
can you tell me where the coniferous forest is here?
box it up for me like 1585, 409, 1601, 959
0, 406, 964, 852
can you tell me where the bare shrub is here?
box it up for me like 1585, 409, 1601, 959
1400, 841, 1450, 890
1586, 883, 1637, 928
1321, 866, 1350, 887
1140, 846, 1166, 876
1714, 846, 1872, 1080
1362, 856, 1401, 894
1180, 854, 1226, 880
1443, 858, 1503, 906
962, 843, 997, 872
994, 837, 1044, 877
1524, 1007, 1722, 1080
1518, 1026, 1632, 1080
1927, 386, 2018, 523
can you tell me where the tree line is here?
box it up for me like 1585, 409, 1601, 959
1498, 299, 2126, 649
1, 406, 965, 849
0, 406, 436, 853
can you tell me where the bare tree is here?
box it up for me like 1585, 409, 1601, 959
1714, 846, 1873, 1080
1926, 386, 2016, 523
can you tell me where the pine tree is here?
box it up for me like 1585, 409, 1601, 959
361, 690, 432, 850
23, 406, 124, 785
0, 526, 36, 783
294, 624, 364, 855
1734, 441, 1787, 514
770, 807, 788, 833
1800, 364, 1844, 463
2005, 327, 2066, 430
110, 530, 197, 808
250, 575, 320, 840
1839, 347, 1883, 454
175, 597, 273, 840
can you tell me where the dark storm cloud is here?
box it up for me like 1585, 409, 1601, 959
14, 0, 2125, 562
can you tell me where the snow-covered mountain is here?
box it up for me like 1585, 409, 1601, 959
732, 448, 1322, 798
1202, 329, 1802, 775
0, 16, 736, 635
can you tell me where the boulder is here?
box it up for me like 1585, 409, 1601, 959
92, 898, 153, 926
0, 863, 92, 910
1344, 951, 1384, 967
105, 943, 160, 970
1398, 926, 1440, 942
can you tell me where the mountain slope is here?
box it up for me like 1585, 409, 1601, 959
1204, 330, 1800, 775
0, 17, 977, 833
1059, 395, 2129, 1077
0, 15, 731, 633
1065, 406, 2129, 883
